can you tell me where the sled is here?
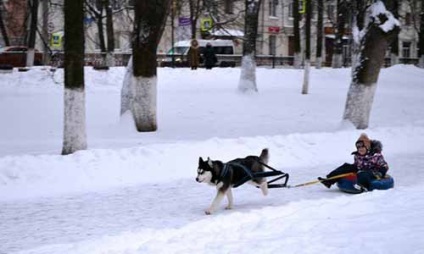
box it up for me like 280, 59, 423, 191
337, 174, 394, 194
231, 161, 290, 189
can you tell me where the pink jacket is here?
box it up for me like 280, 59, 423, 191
354, 152, 389, 174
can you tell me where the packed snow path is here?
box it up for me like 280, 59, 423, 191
2, 154, 424, 254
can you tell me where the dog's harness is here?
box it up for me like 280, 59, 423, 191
219, 162, 255, 188
220, 163, 230, 178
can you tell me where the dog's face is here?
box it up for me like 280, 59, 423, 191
196, 157, 214, 184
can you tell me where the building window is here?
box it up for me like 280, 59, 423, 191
403, 42, 411, 58
289, 0, 304, 18
269, 35, 276, 55
127, 0, 134, 8
289, 2, 293, 18
225, 0, 234, 14
269, 0, 278, 17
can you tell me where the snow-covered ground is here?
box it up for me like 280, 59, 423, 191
1, 65, 423, 254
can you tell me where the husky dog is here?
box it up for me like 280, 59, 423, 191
196, 148, 269, 215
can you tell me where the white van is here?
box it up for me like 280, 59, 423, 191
160, 39, 236, 67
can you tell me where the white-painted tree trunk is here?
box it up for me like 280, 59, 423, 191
315, 57, 322, 69
293, 53, 302, 69
130, 76, 157, 131
343, 83, 377, 129
62, 88, 87, 154
351, 52, 359, 73
332, 54, 343, 68
343, 2, 400, 129
238, 55, 258, 92
418, 55, 424, 68
390, 53, 398, 66
26, 49, 35, 67
106, 52, 115, 67
302, 60, 310, 94
120, 57, 133, 115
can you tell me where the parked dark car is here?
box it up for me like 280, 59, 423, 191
0, 46, 44, 67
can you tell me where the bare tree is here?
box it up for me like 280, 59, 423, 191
0, 0, 10, 46
85, 0, 116, 66
189, 0, 202, 39
105, 0, 115, 66
85, 1, 106, 53
343, 1, 400, 129
315, 0, 324, 69
418, 0, 424, 67
62, 0, 87, 155
332, 0, 347, 68
26, 0, 39, 67
238, 0, 262, 92
293, 0, 302, 68
41, 0, 50, 65
386, 0, 400, 66
302, 0, 312, 94
121, 0, 171, 132
3, 0, 27, 45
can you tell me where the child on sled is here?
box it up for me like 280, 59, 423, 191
318, 133, 389, 191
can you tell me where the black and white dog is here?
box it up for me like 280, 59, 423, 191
196, 148, 269, 215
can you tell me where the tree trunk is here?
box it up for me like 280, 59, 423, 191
42, 0, 50, 65
120, 56, 133, 116
332, 0, 346, 68
293, 0, 302, 68
26, 0, 39, 67
130, 0, 171, 132
238, 0, 262, 92
189, 0, 201, 39
302, 0, 311, 94
350, 0, 365, 69
418, 0, 424, 68
315, 0, 324, 69
62, 0, 86, 155
343, 1, 400, 129
96, 7, 106, 56
105, 0, 115, 67
387, 0, 399, 66
0, 3, 10, 46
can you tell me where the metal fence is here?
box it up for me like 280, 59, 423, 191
48, 52, 419, 68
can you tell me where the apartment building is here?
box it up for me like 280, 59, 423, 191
1, 0, 420, 65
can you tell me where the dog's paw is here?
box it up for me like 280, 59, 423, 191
205, 209, 213, 215
225, 205, 233, 210
260, 183, 269, 196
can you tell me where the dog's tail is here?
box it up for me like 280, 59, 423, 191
259, 148, 269, 164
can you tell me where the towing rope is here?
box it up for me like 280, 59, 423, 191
288, 172, 355, 188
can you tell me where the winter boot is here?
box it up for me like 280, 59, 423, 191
353, 184, 368, 192
318, 177, 332, 188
